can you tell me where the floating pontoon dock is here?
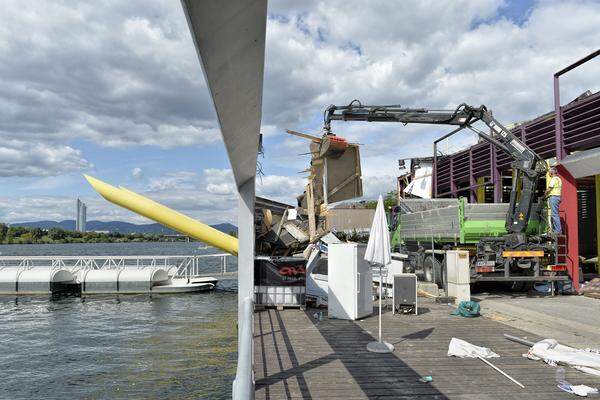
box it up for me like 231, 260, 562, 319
254, 299, 599, 399
0, 254, 234, 295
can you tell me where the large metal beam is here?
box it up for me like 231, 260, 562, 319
180, 1, 267, 398
181, 0, 267, 188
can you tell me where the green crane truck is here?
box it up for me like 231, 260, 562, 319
389, 198, 565, 287
323, 101, 569, 288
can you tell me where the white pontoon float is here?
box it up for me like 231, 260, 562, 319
0, 254, 230, 295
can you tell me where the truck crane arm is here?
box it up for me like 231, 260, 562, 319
323, 100, 545, 236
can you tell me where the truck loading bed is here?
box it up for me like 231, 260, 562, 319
397, 198, 530, 244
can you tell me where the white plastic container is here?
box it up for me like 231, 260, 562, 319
254, 256, 307, 307
254, 285, 305, 307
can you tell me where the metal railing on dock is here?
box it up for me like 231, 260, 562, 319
0, 254, 237, 280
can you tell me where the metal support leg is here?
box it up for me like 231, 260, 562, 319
233, 178, 256, 400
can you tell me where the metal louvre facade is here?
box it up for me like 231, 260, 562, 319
434, 91, 600, 201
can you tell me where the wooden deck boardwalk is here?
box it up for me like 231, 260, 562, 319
254, 299, 599, 399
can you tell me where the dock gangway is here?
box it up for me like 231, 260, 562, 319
0, 254, 237, 280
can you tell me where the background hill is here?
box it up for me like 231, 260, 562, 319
11, 220, 238, 235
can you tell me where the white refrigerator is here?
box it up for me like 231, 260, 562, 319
328, 243, 373, 320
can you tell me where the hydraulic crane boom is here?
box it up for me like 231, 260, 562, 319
324, 100, 545, 235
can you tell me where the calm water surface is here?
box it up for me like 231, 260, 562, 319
0, 241, 229, 257
0, 242, 238, 399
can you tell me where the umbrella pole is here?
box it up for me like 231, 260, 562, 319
365, 194, 394, 354
367, 263, 394, 353
379, 264, 383, 342
477, 356, 525, 389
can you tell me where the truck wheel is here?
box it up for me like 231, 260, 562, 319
435, 257, 446, 288
424, 256, 443, 286
423, 256, 433, 282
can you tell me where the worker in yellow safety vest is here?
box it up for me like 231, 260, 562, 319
545, 166, 562, 233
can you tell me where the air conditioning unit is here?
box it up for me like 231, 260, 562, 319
445, 250, 470, 303
393, 273, 417, 315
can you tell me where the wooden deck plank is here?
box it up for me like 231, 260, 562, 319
254, 299, 600, 399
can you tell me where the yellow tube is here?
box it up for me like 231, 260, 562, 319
118, 185, 240, 252
84, 174, 238, 255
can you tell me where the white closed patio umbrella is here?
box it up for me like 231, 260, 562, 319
365, 194, 394, 353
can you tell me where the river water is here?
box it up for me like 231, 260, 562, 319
0, 242, 238, 400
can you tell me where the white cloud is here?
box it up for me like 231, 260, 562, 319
260, 124, 279, 138
70, 118, 221, 148
263, 0, 600, 136
361, 175, 397, 199
146, 171, 198, 191
22, 174, 82, 191
203, 168, 234, 185
131, 167, 143, 179
262, 0, 600, 199
206, 183, 235, 196
257, 174, 306, 204
203, 168, 236, 196
1, 1, 597, 157
0, 196, 76, 223
2, 0, 600, 223
0, 140, 90, 177
203, 168, 307, 204
201, 168, 306, 205
0, 0, 219, 149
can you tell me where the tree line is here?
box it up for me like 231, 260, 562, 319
0, 224, 178, 245
364, 190, 398, 210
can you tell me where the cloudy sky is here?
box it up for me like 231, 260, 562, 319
0, 0, 599, 225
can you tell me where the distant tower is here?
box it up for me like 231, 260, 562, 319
76, 199, 81, 231
81, 202, 87, 232
76, 198, 87, 232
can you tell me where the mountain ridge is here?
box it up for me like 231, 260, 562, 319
10, 220, 238, 235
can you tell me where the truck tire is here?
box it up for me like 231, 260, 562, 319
424, 256, 444, 286
423, 255, 434, 282
436, 256, 446, 288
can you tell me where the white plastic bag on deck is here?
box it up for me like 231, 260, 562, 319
527, 339, 600, 376
448, 338, 499, 359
